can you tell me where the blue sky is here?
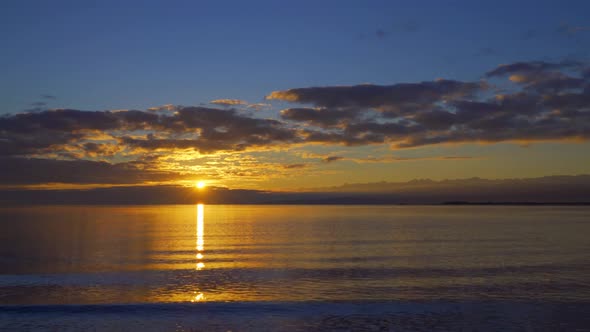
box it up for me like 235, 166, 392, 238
2, 0, 589, 113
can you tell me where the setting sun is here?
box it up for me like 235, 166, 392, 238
196, 181, 206, 189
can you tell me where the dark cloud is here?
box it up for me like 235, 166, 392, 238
485, 60, 582, 78
280, 107, 361, 127
0, 107, 300, 157
41, 95, 56, 99
0, 157, 184, 185
0, 109, 120, 133
270, 60, 590, 149
283, 163, 307, 169
2, 175, 588, 205
485, 60, 586, 94
267, 80, 483, 110
322, 156, 344, 163
119, 136, 240, 154
0, 185, 276, 205
344, 121, 416, 137
511, 72, 585, 93
303, 129, 385, 146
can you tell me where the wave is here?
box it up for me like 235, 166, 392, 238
2, 301, 590, 331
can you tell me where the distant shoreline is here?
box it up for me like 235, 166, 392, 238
1, 202, 589, 206
1, 175, 589, 206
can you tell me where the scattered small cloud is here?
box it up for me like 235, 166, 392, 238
247, 103, 271, 111
283, 163, 307, 169
210, 99, 248, 107
210, 99, 271, 111
367, 21, 420, 41
557, 23, 590, 36
147, 104, 177, 113
322, 156, 344, 163
375, 29, 387, 39
25, 96, 55, 112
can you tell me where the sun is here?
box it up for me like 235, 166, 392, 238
196, 181, 206, 189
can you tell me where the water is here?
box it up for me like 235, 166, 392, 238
1, 205, 589, 330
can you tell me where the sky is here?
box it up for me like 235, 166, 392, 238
1, 0, 590, 191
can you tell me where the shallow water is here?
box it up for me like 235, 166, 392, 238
1, 205, 589, 330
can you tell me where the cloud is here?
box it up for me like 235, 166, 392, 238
508, 72, 585, 93
486, 60, 586, 94
0, 107, 300, 157
266, 80, 483, 110
0, 157, 185, 185
283, 163, 307, 169
210, 99, 248, 106
364, 21, 420, 41
280, 107, 362, 127
485, 60, 582, 78
2, 59, 590, 187
210, 99, 271, 111
322, 155, 344, 163
557, 23, 590, 36
81, 142, 123, 158
375, 29, 387, 39
267, 60, 590, 149
147, 104, 177, 112
247, 103, 271, 111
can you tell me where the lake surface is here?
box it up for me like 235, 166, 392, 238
1, 205, 589, 331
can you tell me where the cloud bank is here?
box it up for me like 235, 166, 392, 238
1, 60, 589, 186
268, 60, 589, 148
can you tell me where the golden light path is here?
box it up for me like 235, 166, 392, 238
192, 203, 206, 302
196, 203, 204, 253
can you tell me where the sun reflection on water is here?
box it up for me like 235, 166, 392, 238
192, 203, 206, 301
197, 203, 204, 253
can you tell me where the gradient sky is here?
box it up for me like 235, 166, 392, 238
1, 0, 589, 190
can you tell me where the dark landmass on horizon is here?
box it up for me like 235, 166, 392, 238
0, 175, 589, 205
